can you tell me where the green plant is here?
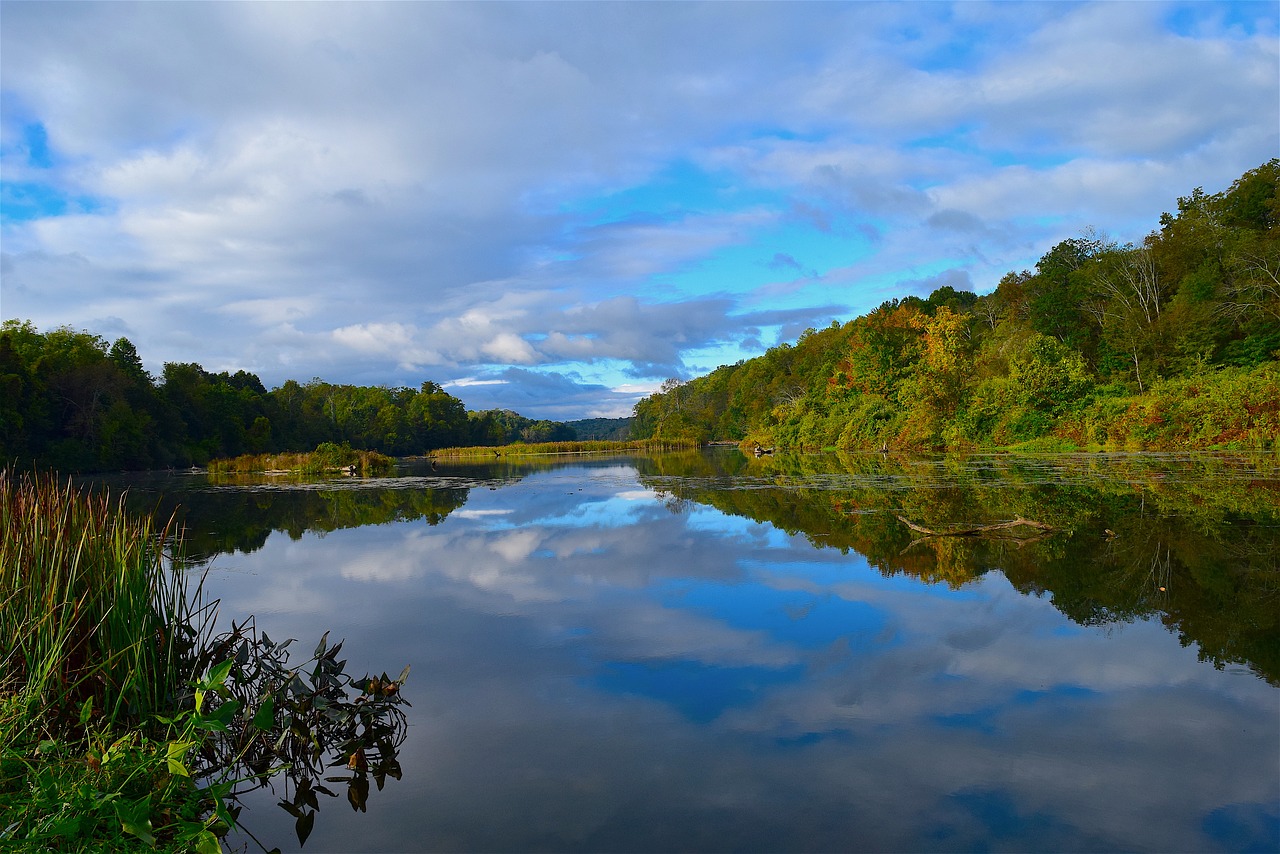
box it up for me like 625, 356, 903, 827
0, 469, 209, 732
190, 623, 410, 846
0, 695, 223, 852
0, 470, 411, 851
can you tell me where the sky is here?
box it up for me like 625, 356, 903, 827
1, 1, 1277, 420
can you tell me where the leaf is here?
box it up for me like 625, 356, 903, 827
314, 631, 330, 659
195, 830, 223, 854
116, 800, 157, 846
206, 658, 235, 688
166, 741, 196, 777
323, 639, 344, 662
78, 697, 94, 726
252, 695, 276, 731
295, 810, 315, 846
347, 773, 370, 812
195, 716, 229, 734
45, 814, 82, 839
398, 664, 411, 685
211, 698, 242, 725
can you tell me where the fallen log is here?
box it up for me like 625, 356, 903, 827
895, 515, 1060, 538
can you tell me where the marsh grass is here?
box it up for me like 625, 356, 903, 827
0, 468, 209, 736
207, 442, 396, 476
432, 438, 700, 458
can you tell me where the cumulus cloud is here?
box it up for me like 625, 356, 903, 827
1, 1, 1275, 417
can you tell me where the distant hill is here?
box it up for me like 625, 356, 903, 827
565, 417, 633, 441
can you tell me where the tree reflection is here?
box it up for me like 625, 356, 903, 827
637, 451, 1280, 684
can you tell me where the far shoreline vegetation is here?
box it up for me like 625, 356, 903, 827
206, 442, 396, 476
430, 437, 699, 459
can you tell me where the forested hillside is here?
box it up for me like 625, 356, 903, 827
0, 325, 577, 472
633, 160, 1280, 452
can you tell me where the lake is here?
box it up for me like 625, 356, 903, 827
95, 450, 1279, 853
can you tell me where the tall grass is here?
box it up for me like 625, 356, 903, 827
0, 468, 207, 734
432, 438, 701, 458
207, 442, 396, 476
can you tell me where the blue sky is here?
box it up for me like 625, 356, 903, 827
1, 1, 1276, 419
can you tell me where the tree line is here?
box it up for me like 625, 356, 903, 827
633, 160, 1280, 452
0, 324, 582, 472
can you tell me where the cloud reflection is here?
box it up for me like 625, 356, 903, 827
204, 463, 1279, 853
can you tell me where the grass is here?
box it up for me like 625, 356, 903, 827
0, 468, 205, 732
207, 442, 396, 476
432, 438, 701, 458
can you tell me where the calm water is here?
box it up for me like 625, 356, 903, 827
99, 450, 1279, 852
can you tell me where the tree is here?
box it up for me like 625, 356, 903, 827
1087, 245, 1167, 392
896, 307, 973, 446
108, 337, 150, 385
1029, 232, 1114, 351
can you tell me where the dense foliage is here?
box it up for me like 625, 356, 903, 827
0, 324, 593, 472
633, 161, 1280, 451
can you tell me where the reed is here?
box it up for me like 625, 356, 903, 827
0, 468, 207, 734
432, 438, 701, 458
207, 443, 396, 476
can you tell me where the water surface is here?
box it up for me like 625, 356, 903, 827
99, 451, 1279, 852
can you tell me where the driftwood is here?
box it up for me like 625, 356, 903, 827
895, 515, 1059, 538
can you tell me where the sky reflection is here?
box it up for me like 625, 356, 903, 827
203, 461, 1278, 853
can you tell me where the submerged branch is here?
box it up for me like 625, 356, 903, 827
895, 515, 1060, 538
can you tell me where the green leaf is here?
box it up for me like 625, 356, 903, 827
199, 698, 243, 733
206, 658, 235, 689
314, 631, 330, 659
195, 830, 223, 854
166, 740, 195, 777
252, 695, 276, 731
78, 697, 94, 726
116, 799, 157, 846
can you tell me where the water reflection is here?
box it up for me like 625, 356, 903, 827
93, 452, 1278, 851
653, 452, 1280, 685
